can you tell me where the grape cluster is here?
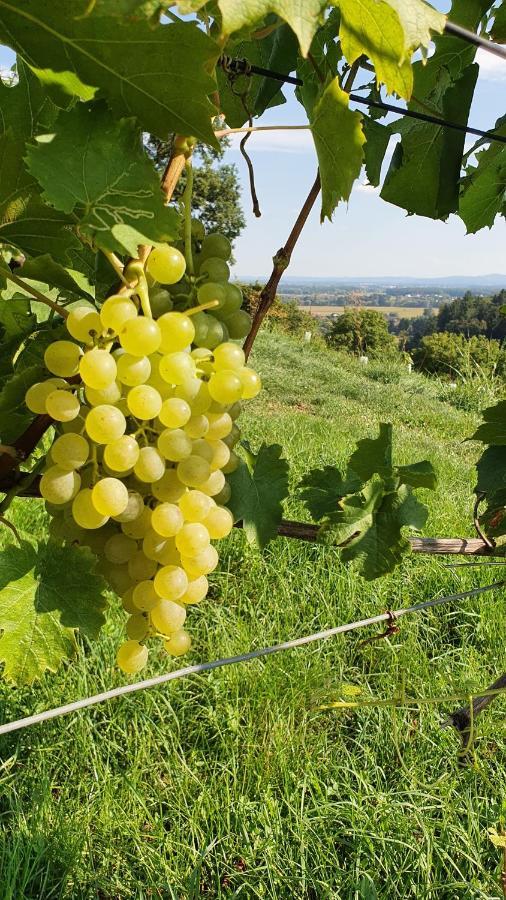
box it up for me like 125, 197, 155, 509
25, 231, 260, 674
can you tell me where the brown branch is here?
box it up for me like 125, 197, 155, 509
443, 672, 506, 763
0, 415, 51, 480
242, 60, 361, 361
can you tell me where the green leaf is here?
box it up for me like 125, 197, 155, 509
298, 465, 362, 520
296, 9, 342, 116
459, 129, 506, 234
476, 445, 506, 495
0, 539, 108, 685
348, 423, 394, 481
20, 254, 95, 299
396, 460, 437, 490
0, 57, 57, 138
227, 443, 289, 549
470, 400, 506, 445
72, 0, 164, 18
218, 0, 326, 57
311, 78, 365, 221
0, 6, 219, 144
363, 117, 392, 187
27, 102, 180, 257
0, 364, 44, 442
324, 481, 428, 580
386, 0, 445, 55
337, 0, 413, 99
491, 4, 506, 42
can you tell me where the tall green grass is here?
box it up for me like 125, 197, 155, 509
0, 330, 505, 899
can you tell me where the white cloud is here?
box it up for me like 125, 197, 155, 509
224, 128, 315, 154
476, 46, 506, 81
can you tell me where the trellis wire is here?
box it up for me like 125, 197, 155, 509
445, 20, 506, 60
0, 580, 503, 738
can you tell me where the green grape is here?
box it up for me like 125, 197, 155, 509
223, 423, 241, 448
66, 306, 102, 343
151, 502, 184, 538
158, 312, 195, 353
159, 351, 196, 385
175, 379, 211, 415
200, 469, 226, 497
194, 315, 227, 350
224, 310, 252, 340
146, 245, 186, 284
72, 488, 109, 529
61, 407, 89, 434
203, 505, 233, 539
134, 446, 166, 482
177, 455, 211, 488
184, 414, 209, 439
206, 411, 232, 440
219, 283, 243, 317
120, 317, 161, 356
44, 340, 81, 377
121, 505, 152, 538
213, 342, 245, 371
92, 477, 129, 517
239, 367, 262, 399
159, 397, 191, 429
132, 579, 159, 611
222, 450, 240, 474
100, 296, 137, 333
191, 218, 205, 241
40, 466, 81, 505
46, 390, 81, 422
158, 540, 182, 568
175, 522, 210, 556
199, 257, 230, 283
192, 311, 209, 345
153, 566, 188, 602
51, 433, 89, 470
197, 281, 227, 310
180, 575, 208, 605
214, 482, 232, 505
128, 550, 158, 582
157, 428, 193, 462
127, 384, 162, 420
104, 436, 140, 473
126, 614, 149, 641
80, 347, 117, 390
149, 288, 173, 318
25, 379, 65, 414
181, 544, 219, 578
151, 598, 187, 634
208, 439, 230, 471
85, 404, 126, 444
102, 563, 134, 595
208, 370, 243, 404
117, 353, 151, 386
116, 640, 148, 674
85, 381, 121, 406
113, 490, 144, 523
179, 490, 213, 523
104, 533, 138, 565
200, 233, 231, 262
142, 529, 172, 562
164, 629, 192, 656
191, 440, 214, 464
152, 469, 186, 503
121, 587, 137, 614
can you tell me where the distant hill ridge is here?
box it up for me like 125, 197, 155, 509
237, 274, 506, 291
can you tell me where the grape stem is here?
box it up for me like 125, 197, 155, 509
183, 158, 195, 277
5, 271, 69, 319
101, 249, 129, 286
0, 456, 47, 516
186, 299, 220, 316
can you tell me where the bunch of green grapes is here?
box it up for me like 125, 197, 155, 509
25, 233, 261, 676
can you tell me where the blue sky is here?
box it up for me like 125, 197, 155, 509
1, 2, 505, 279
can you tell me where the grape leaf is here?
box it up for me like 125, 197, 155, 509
20, 254, 95, 299
75, 0, 163, 17
0, 540, 108, 685
227, 443, 289, 549
476, 446, 506, 495
348, 423, 394, 481
363, 118, 392, 188
396, 460, 437, 490
298, 466, 362, 520
386, 0, 445, 55
0, 57, 57, 138
323, 481, 428, 580
491, 4, 506, 41
311, 78, 365, 221
459, 128, 506, 234
337, 0, 413, 99
0, 363, 44, 441
26, 102, 180, 257
296, 9, 342, 116
217, 0, 327, 57
0, 5, 219, 144
470, 400, 506, 445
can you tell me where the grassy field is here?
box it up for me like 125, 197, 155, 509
1, 331, 506, 899
300, 306, 429, 318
